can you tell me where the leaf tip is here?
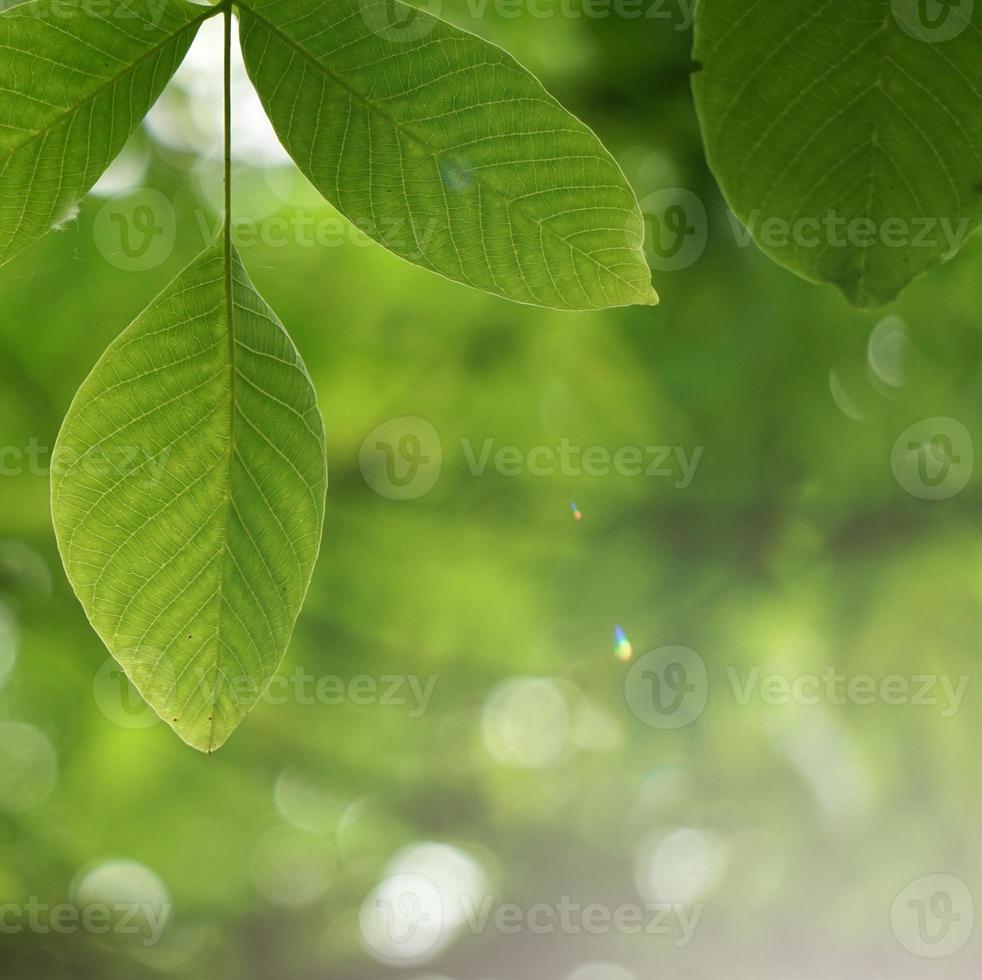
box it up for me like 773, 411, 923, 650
834, 274, 902, 311
174, 722, 231, 755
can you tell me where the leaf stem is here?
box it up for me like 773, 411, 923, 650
223, 2, 232, 239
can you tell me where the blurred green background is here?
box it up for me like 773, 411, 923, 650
2, 5, 982, 979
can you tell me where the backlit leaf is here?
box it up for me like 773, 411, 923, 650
693, 0, 982, 307
237, 0, 657, 311
0, 0, 208, 266
51, 234, 327, 753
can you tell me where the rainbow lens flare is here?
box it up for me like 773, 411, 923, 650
614, 625, 633, 661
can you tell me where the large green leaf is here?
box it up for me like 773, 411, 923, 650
237, 0, 656, 311
51, 235, 327, 753
693, 0, 982, 307
0, 0, 209, 267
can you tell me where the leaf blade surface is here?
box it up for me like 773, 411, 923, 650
238, 0, 657, 310
693, 0, 982, 306
51, 235, 327, 752
0, 0, 208, 265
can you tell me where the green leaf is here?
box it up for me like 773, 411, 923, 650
692, 0, 982, 308
51, 234, 327, 753
0, 0, 209, 267
237, 0, 656, 311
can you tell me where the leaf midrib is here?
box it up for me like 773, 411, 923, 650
854, 12, 892, 306
0, 4, 214, 166
236, 0, 652, 304
205, 236, 238, 754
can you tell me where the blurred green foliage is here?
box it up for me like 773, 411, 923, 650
1, 6, 981, 979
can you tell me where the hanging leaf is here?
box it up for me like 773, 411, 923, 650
693, 0, 982, 307
237, 0, 657, 311
0, 0, 209, 266
51, 235, 328, 753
